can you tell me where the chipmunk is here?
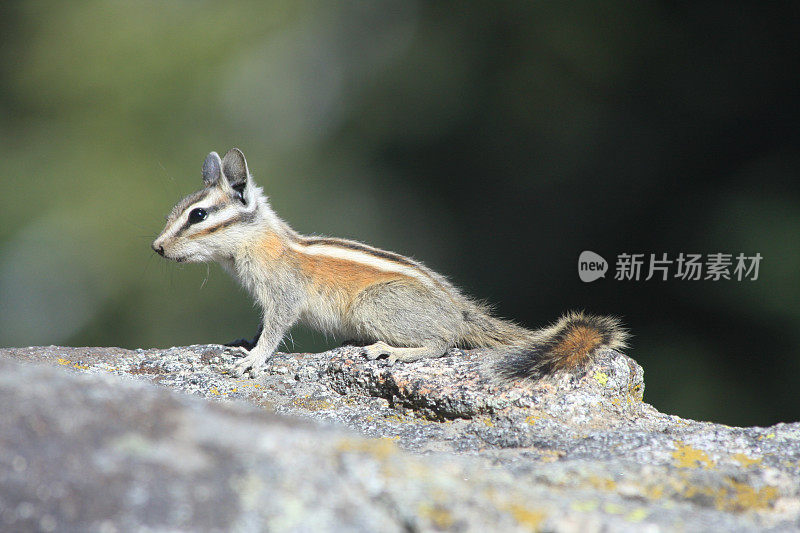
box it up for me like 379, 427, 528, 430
152, 148, 628, 378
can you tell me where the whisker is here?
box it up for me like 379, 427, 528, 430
200, 264, 210, 290
282, 331, 295, 351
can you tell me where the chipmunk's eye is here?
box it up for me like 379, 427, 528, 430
188, 208, 208, 224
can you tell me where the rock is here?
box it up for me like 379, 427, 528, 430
1, 345, 799, 531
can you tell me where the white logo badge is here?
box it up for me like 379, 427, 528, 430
578, 251, 608, 282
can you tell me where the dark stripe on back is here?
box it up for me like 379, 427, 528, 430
300, 237, 418, 268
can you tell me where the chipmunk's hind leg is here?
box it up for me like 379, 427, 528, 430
363, 340, 449, 365
352, 279, 460, 365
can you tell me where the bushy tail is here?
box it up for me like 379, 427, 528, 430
459, 308, 628, 381
495, 311, 628, 380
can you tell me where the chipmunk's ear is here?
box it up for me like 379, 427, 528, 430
221, 148, 250, 189
202, 152, 223, 187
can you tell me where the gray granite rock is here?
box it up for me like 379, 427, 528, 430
1, 345, 798, 531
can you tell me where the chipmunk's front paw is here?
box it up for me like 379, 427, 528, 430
231, 354, 260, 377
362, 341, 392, 361
229, 347, 269, 378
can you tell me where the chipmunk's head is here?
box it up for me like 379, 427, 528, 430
152, 148, 269, 263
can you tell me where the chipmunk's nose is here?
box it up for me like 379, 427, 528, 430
152, 242, 165, 256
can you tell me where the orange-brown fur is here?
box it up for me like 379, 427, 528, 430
299, 254, 407, 291
256, 232, 287, 261
298, 253, 411, 312
549, 325, 602, 370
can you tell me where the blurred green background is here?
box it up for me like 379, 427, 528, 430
1, 2, 798, 426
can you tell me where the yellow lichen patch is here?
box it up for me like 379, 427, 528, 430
644, 484, 664, 500
681, 482, 708, 500
537, 450, 564, 463
715, 478, 779, 512
335, 437, 397, 460
628, 383, 643, 401
291, 397, 335, 411
603, 503, 624, 514
384, 413, 411, 424
625, 508, 649, 522
209, 387, 220, 395
57, 357, 90, 370
571, 500, 599, 512
507, 504, 546, 530
587, 476, 617, 492
732, 453, 762, 468
594, 371, 609, 387
669, 474, 779, 513
484, 489, 548, 531
234, 381, 261, 389
525, 414, 543, 425
482, 418, 495, 427
672, 441, 715, 469
418, 502, 454, 529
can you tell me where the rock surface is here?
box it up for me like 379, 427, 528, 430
1, 344, 799, 531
